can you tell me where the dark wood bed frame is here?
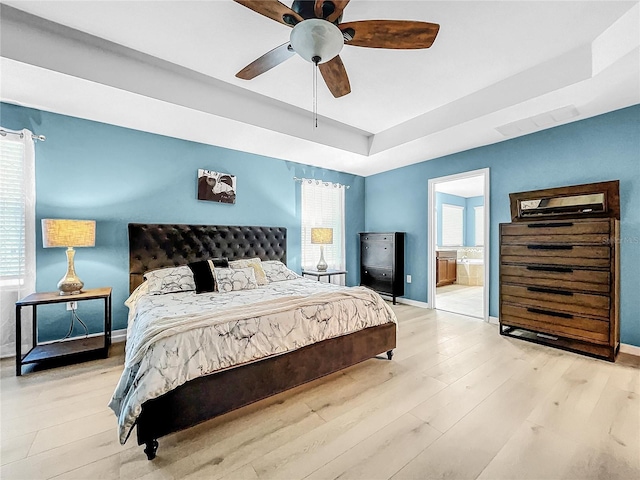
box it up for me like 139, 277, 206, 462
128, 224, 396, 459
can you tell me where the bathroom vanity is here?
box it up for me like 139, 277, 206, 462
436, 250, 457, 286
499, 181, 620, 361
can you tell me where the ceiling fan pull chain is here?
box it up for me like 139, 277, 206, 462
313, 58, 319, 128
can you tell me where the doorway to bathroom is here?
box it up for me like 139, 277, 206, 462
427, 169, 490, 320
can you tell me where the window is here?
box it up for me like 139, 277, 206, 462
0, 136, 26, 283
475, 205, 484, 246
301, 180, 345, 282
441, 204, 464, 246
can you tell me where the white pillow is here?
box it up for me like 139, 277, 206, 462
214, 267, 258, 293
229, 258, 268, 285
262, 260, 299, 282
143, 266, 196, 295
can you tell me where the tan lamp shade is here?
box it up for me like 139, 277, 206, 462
42, 219, 96, 248
311, 227, 333, 245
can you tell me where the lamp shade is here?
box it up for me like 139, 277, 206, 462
311, 227, 333, 245
42, 219, 96, 248
290, 18, 344, 64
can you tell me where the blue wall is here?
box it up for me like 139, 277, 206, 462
435, 193, 484, 247
365, 105, 640, 346
0, 102, 365, 341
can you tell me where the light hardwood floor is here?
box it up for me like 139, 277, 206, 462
1, 304, 639, 480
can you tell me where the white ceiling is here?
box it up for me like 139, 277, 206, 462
1, 1, 639, 176
435, 175, 484, 198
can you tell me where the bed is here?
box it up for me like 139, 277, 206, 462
109, 224, 397, 460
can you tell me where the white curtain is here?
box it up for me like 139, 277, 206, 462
301, 179, 346, 285
0, 129, 36, 358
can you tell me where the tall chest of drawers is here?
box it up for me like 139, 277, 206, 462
499, 182, 620, 361
360, 232, 405, 304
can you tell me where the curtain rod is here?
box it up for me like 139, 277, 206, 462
0, 128, 46, 142
293, 177, 350, 189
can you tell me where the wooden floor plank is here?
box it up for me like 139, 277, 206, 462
1, 303, 638, 480
304, 413, 440, 480
251, 373, 446, 480
476, 420, 579, 480
392, 353, 577, 480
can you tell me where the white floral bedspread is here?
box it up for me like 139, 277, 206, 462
108, 278, 396, 444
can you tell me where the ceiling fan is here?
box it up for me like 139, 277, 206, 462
234, 0, 440, 98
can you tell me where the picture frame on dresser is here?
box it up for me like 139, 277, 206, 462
499, 180, 620, 361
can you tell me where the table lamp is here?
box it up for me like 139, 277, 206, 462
42, 219, 96, 295
311, 227, 333, 271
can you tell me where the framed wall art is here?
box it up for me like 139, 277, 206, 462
197, 169, 236, 204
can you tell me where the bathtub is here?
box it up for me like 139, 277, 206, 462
456, 259, 484, 285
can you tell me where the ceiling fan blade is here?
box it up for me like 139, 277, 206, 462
340, 20, 440, 49
233, 0, 303, 27
326, 0, 350, 23
236, 42, 295, 80
319, 56, 351, 98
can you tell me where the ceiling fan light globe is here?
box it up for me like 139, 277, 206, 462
290, 19, 344, 64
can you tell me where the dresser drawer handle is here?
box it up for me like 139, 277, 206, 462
527, 222, 574, 228
527, 244, 573, 250
526, 286, 573, 296
527, 307, 574, 319
526, 266, 574, 273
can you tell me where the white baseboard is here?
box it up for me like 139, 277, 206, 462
620, 343, 640, 357
489, 316, 500, 325
379, 295, 430, 309
112, 328, 127, 343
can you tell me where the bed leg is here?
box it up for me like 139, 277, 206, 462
144, 439, 159, 460
386, 350, 394, 360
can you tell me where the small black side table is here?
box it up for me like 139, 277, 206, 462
15, 287, 112, 376
302, 269, 348, 283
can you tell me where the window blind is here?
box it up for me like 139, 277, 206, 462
301, 181, 345, 280
442, 204, 464, 247
0, 137, 26, 281
475, 205, 484, 246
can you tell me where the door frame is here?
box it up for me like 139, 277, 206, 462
427, 168, 490, 321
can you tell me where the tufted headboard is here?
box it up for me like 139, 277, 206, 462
129, 224, 287, 293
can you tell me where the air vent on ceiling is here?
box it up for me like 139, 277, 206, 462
496, 105, 580, 137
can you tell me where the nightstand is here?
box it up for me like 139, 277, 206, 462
302, 269, 347, 283
15, 287, 112, 376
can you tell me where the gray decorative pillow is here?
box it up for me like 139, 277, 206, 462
144, 266, 196, 295
262, 260, 299, 282
214, 267, 258, 293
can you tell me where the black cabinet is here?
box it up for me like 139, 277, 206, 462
360, 232, 405, 304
